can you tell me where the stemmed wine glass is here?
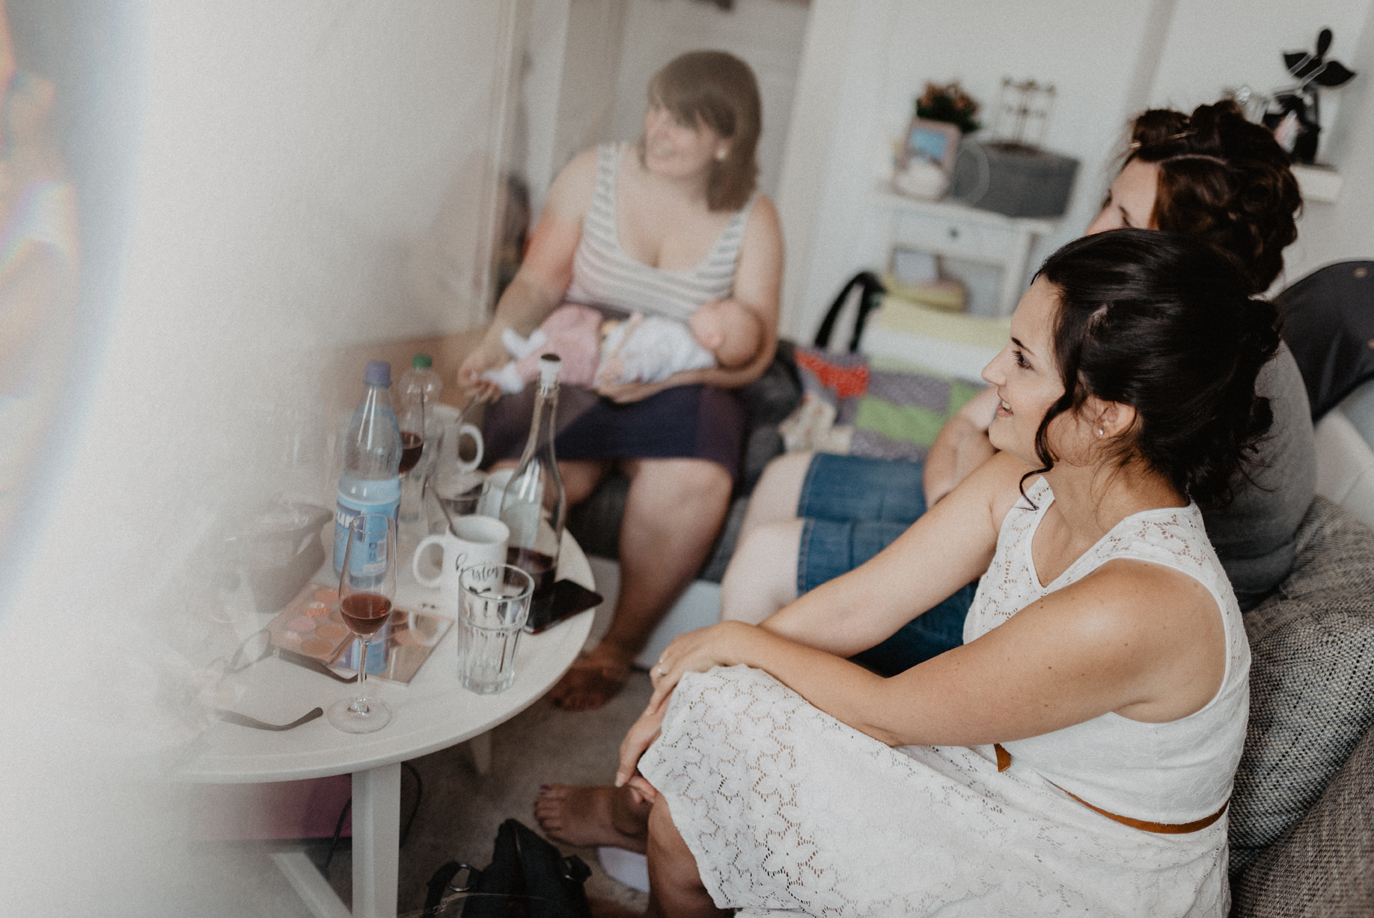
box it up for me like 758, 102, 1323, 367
328, 513, 398, 733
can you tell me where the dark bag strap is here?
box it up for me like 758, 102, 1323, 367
813, 270, 886, 352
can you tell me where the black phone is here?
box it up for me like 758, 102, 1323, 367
524, 579, 603, 634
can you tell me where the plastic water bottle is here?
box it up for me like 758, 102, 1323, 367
397, 353, 444, 475
398, 354, 444, 420
333, 360, 402, 572
499, 355, 565, 594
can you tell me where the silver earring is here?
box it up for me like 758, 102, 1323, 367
1098, 427, 1105, 436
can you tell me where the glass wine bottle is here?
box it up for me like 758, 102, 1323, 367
498, 355, 565, 595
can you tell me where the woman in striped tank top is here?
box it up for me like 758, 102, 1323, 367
459, 51, 784, 711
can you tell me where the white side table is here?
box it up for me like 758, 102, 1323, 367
178, 532, 596, 918
873, 184, 1060, 316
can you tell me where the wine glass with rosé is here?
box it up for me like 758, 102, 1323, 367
328, 513, 398, 733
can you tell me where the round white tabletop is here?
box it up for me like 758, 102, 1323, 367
180, 530, 593, 782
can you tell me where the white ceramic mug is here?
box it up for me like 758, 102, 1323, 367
431, 405, 484, 475
411, 515, 509, 616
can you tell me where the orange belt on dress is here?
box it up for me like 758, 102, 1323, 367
992, 744, 1229, 835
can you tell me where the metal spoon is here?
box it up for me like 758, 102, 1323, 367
423, 474, 457, 535
214, 706, 324, 731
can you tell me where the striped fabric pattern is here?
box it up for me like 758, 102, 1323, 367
566, 143, 754, 323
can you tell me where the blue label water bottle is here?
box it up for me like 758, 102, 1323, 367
333, 360, 403, 572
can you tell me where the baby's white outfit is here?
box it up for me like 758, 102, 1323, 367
598, 314, 714, 384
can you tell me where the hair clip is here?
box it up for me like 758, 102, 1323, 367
1130, 129, 1197, 152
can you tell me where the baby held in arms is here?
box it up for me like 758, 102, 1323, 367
483, 299, 762, 393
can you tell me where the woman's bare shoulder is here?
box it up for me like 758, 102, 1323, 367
746, 192, 779, 223
738, 193, 783, 273
964, 451, 1039, 527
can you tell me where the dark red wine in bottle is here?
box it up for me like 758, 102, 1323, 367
340, 592, 394, 635
506, 546, 556, 594
398, 430, 424, 475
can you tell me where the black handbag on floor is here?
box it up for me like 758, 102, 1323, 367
422, 819, 593, 918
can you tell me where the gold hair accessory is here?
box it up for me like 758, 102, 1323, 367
1130, 129, 1197, 151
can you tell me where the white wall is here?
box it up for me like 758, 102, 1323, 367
545, 0, 630, 210
4, 3, 522, 913
778, 0, 1374, 338
1282, 2, 1374, 281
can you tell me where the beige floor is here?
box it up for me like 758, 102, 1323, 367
356, 670, 652, 916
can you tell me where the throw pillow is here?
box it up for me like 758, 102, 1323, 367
1229, 496, 1374, 875
780, 347, 984, 461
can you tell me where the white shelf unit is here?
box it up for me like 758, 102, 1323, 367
873, 184, 1061, 317
1292, 164, 1343, 204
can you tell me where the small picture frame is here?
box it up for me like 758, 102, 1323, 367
902, 117, 962, 173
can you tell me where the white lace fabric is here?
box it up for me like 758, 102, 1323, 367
638, 478, 1245, 917
976, 478, 1250, 824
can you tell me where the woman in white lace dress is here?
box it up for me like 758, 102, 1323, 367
617, 229, 1279, 917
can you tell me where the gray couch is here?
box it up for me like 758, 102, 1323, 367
1230, 495, 1374, 915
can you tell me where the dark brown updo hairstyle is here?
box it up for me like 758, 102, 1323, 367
1126, 100, 1302, 294
1030, 229, 1279, 508
644, 50, 761, 212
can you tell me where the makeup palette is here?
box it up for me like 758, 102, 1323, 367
265, 582, 451, 684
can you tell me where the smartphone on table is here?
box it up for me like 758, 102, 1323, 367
524, 579, 603, 634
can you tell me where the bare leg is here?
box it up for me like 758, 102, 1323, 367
719, 519, 804, 624
533, 783, 651, 853
737, 450, 814, 539
646, 796, 725, 918
561, 458, 611, 504
550, 457, 732, 711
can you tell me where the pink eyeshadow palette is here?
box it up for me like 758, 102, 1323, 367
265, 582, 355, 663
265, 581, 451, 684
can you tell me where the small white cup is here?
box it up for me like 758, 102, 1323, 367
430, 405, 484, 476
411, 515, 509, 616
425, 470, 489, 536
479, 468, 515, 518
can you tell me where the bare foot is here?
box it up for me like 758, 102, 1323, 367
534, 784, 651, 854
549, 646, 633, 711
